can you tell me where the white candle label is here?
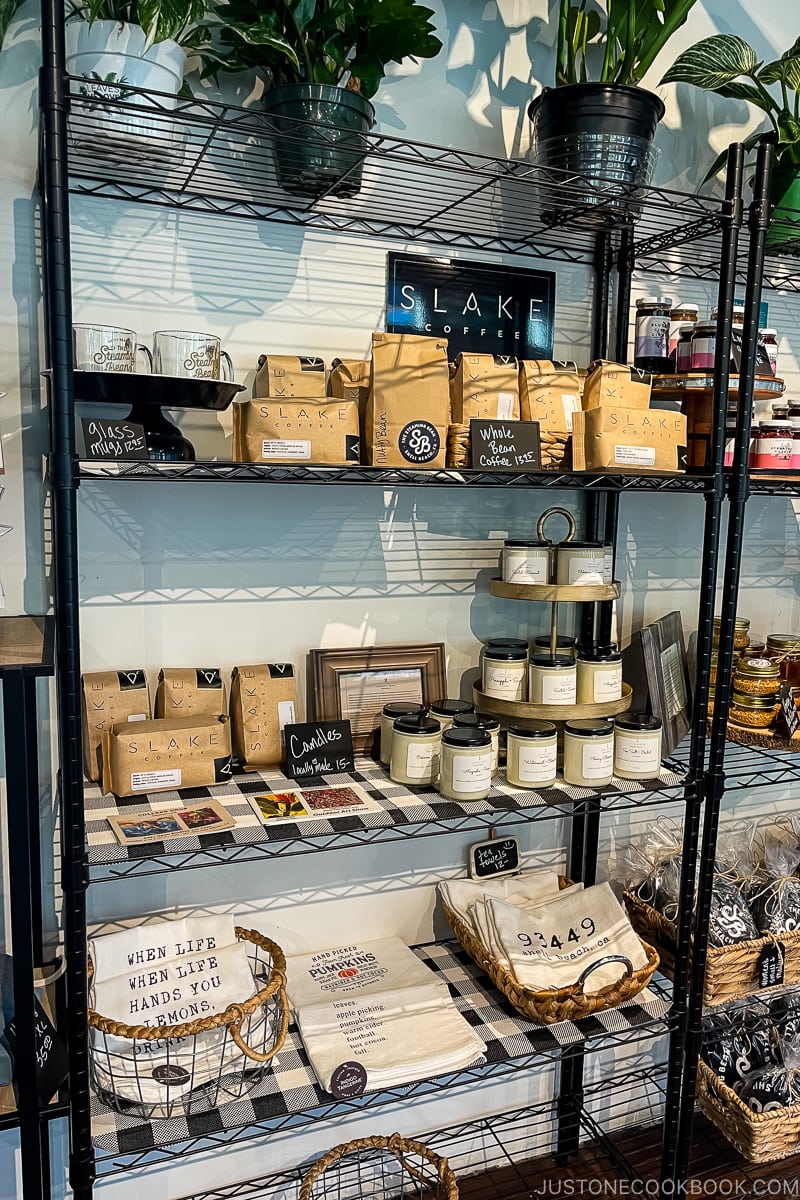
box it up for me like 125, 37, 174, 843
593, 667, 622, 702
568, 556, 610, 585
261, 439, 311, 460
517, 743, 557, 783
405, 742, 437, 779
452, 752, 492, 793
615, 737, 660, 773
131, 769, 182, 791
484, 664, 526, 699
541, 673, 577, 704
504, 551, 549, 584
581, 742, 613, 780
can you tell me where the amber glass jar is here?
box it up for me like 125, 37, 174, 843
733, 658, 781, 697
712, 617, 750, 650
728, 691, 779, 729
781, 652, 800, 686
767, 634, 800, 658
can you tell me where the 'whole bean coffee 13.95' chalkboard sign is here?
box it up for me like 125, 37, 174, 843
386, 254, 555, 360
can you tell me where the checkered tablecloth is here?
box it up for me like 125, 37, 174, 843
85, 758, 686, 868
90, 941, 671, 1158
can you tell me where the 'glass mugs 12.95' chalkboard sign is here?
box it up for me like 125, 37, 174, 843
386, 253, 556, 360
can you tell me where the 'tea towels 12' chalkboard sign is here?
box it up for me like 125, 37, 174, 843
284, 720, 355, 780
468, 836, 521, 880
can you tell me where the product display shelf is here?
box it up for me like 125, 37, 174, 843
88, 940, 672, 1177
474, 683, 633, 721
489, 580, 621, 602
76, 460, 715, 492
65, 80, 728, 277
83, 755, 691, 883
170, 1065, 670, 1200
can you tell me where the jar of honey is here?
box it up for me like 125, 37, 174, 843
733, 658, 781, 697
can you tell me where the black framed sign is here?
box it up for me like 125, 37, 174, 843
386, 253, 555, 360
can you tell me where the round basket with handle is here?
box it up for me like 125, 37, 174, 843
300, 1133, 459, 1199
88, 925, 288, 1119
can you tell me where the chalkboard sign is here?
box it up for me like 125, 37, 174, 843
5, 996, 69, 1104
779, 683, 800, 739
284, 720, 355, 780
758, 941, 786, 989
81, 417, 148, 460
469, 420, 541, 471
468, 836, 521, 880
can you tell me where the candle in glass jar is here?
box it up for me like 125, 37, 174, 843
502, 539, 551, 585
576, 649, 623, 704
380, 702, 427, 766
556, 541, 613, 586
528, 655, 577, 705
482, 647, 528, 700
389, 715, 442, 787
453, 712, 500, 773
438, 727, 493, 801
613, 713, 662, 780
563, 719, 614, 786
505, 722, 558, 788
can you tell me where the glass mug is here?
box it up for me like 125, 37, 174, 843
73, 324, 152, 373
152, 331, 234, 380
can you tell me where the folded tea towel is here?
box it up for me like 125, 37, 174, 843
439, 869, 563, 924
286, 936, 450, 1011
478, 883, 585, 963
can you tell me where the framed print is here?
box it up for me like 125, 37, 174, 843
309, 643, 447, 752
623, 612, 692, 756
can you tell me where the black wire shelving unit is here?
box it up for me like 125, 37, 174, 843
36, 0, 765, 1194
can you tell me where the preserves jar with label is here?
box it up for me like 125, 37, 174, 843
438, 727, 493, 801
482, 646, 528, 701
613, 714, 662, 780
634, 296, 673, 373
669, 304, 699, 356
576, 649, 623, 704
711, 303, 745, 326
755, 422, 793, 469
675, 324, 696, 372
563, 718, 614, 786
380, 701, 427, 767
690, 323, 717, 372
505, 722, 558, 788
389, 715, 442, 786
528, 654, 577, 705
555, 540, 613, 586
453, 712, 500, 773
502, 539, 551, 585
760, 328, 778, 376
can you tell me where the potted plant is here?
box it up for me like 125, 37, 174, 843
661, 34, 800, 246
529, 1, 698, 202
202, 0, 443, 199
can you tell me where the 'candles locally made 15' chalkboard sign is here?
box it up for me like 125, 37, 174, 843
386, 253, 555, 360
284, 720, 355, 780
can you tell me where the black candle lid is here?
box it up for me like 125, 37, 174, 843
508, 721, 557, 739
486, 638, 529, 651
577, 648, 622, 663
429, 698, 474, 716
454, 712, 500, 732
565, 718, 613, 737
615, 713, 662, 732
482, 647, 528, 661
382, 702, 427, 719
530, 654, 575, 668
504, 539, 549, 548
393, 715, 441, 735
442, 726, 491, 748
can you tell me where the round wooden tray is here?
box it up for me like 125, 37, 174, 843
490, 578, 621, 603
650, 373, 784, 401
474, 682, 633, 720
706, 717, 800, 753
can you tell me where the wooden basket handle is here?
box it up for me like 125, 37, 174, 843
227, 980, 289, 1063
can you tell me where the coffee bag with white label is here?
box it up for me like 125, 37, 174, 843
233, 398, 360, 465
230, 664, 297, 769
155, 667, 226, 721
253, 355, 326, 398
450, 354, 519, 422
101, 716, 233, 797
82, 670, 150, 782
328, 358, 370, 412
519, 361, 582, 431
366, 333, 449, 468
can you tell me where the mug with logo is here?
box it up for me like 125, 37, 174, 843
152, 331, 234, 381
73, 324, 152, 374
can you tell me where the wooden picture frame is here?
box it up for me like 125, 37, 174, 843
309, 643, 447, 752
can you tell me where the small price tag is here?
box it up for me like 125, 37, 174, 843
330, 1061, 367, 1099
80, 417, 148, 460
469, 419, 541, 471
758, 942, 786, 989
5, 996, 69, 1105
468, 836, 520, 880
778, 683, 800, 739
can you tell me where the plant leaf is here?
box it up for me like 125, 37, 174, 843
0, 0, 25, 44
661, 34, 759, 89
701, 128, 771, 183
713, 81, 776, 113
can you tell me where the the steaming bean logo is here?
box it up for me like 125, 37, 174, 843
93, 336, 133, 371
183, 344, 217, 379
398, 420, 440, 464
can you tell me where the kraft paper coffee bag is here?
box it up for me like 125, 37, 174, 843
583, 361, 652, 411
450, 354, 519, 422
253, 355, 326, 399
519, 360, 582, 431
366, 333, 449, 468
155, 667, 226, 721
572, 408, 687, 473
233, 399, 360, 464
329, 359, 370, 412
82, 669, 150, 782
230, 664, 297, 769
102, 716, 233, 797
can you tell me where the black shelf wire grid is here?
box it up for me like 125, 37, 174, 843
89, 941, 671, 1177
169, 1064, 669, 1200
65, 79, 731, 278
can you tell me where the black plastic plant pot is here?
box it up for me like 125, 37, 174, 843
262, 83, 376, 200
529, 83, 664, 143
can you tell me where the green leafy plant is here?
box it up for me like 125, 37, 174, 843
556, 0, 697, 87
0, 0, 207, 49
201, 0, 443, 100
662, 34, 800, 178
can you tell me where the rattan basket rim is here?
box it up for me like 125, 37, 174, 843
697, 1059, 798, 1127
299, 1133, 459, 1200
623, 887, 800, 961
88, 925, 287, 1042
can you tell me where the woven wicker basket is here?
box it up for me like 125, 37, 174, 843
445, 424, 572, 470
88, 925, 289, 1118
443, 878, 659, 1024
624, 887, 800, 1007
696, 1059, 800, 1163
300, 1133, 459, 1199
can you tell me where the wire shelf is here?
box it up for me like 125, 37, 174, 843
65, 80, 728, 273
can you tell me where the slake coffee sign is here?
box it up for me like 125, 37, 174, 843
386, 253, 555, 360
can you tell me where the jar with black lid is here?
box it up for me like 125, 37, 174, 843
563, 718, 614, 786
439, 726, 493, 801
482, 646, 528, 701
453, 712, 500, 773
429, 698, 474, 732
506, 722, 558, 788
390, 715, 442, 786
380, 701, 427, 766
635, 296, 673, 373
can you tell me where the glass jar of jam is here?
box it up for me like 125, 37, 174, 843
771, 405, 789, 420
728, 691, 779, 730
755, 422, 793, 470
713, 617, 750, 650
789, 404, 800, 431
760, 328, 778, 376
675, 324, 695, 372
733, 658, 781, 697
781, 652, 800, 687
690, 323, 717, 372
669, 304, 699, 357
767, 633, 800, 659
635, 296, 673, 373
711, 303, 745, 327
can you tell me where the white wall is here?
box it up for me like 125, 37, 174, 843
2, 3, 800, 1199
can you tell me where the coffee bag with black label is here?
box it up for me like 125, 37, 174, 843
366, 333, 449, 468
230, 664, 297, 769
155, 668, 226, 721
101, 716, 233, 797
82, 670, 150, 782
449, 354, 519, 422
253, 355, 326, 398
233, 399, 360, 465
329, 359, 370, 412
